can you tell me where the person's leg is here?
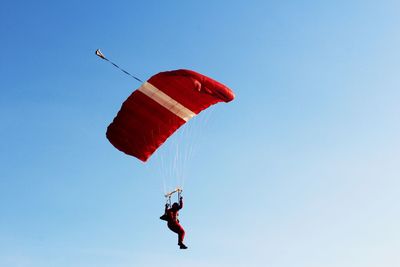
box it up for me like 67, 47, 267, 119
168, 223, 179, 234
177, 225, 185, 244
168, 223, 187, 249
176, 224, 187, 249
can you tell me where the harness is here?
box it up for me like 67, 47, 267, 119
160, 188, 182, 221
164, 188, 182, 208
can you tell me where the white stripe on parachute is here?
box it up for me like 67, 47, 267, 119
138, 82, 196, 122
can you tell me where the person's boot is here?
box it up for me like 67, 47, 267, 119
178, 242, 188, 249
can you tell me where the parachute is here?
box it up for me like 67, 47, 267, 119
106, 69, 235, 162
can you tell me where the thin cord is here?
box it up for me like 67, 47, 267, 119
95, 49, 143, 83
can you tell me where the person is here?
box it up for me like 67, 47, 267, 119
161, 196, 187, 249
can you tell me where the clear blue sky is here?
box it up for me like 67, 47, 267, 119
1, 0, 400, 266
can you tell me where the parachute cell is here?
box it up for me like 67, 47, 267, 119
106, 69, 234, 162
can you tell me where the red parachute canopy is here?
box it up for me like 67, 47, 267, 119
106, 69, 235, 162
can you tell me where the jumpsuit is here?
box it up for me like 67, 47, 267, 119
165, 198, 185, 244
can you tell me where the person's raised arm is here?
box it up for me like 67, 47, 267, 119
179, 196, 183, 210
